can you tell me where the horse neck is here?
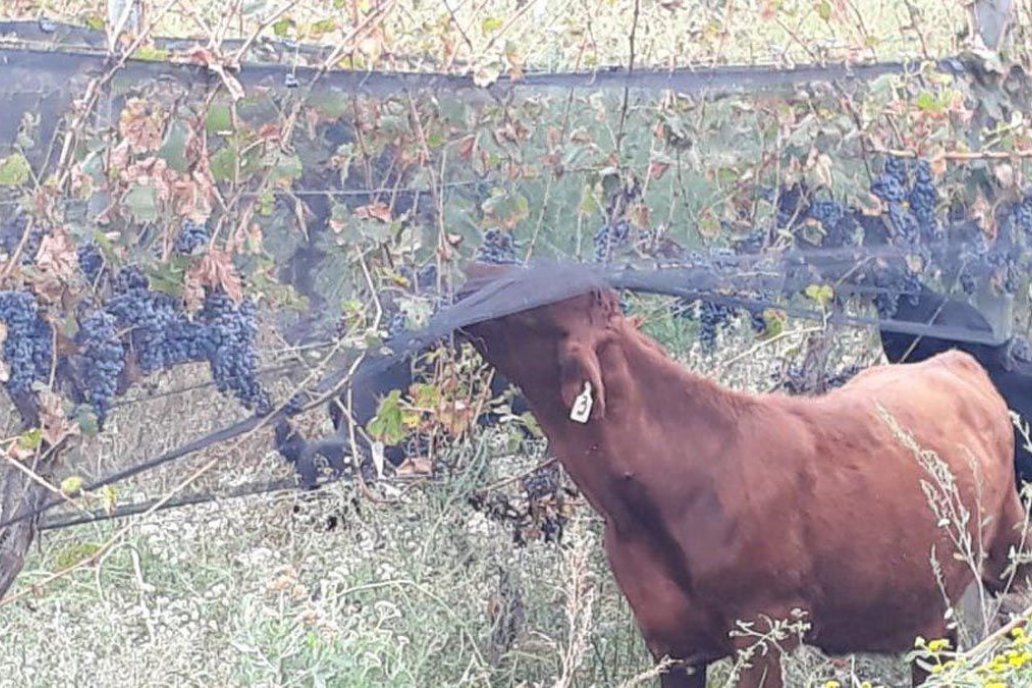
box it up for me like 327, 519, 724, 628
538, 324, 747, 529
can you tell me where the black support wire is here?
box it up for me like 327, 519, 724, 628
0, 23, 973, 100
37, 476, 303, 532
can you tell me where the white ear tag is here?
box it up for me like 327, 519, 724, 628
569, 381, 593, 424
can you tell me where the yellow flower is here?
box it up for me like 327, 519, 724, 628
928, 638, 951, 653
822, 681, 840, 688
1012, 626, 1026, 640
984, 682, 1008, 688
930, 664, 944, 674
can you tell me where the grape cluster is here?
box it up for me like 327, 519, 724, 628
0, 212, 43, 265
106, 282, 202, 373
959, 269, 977, 296
871, 175, 906, 204
0, 291, 53, 396
679, 299, 737, 353
806, 198, 858, 248
175, 218, 210, 255
477, 229, 520, 265
77, 311, 125, 426
200, 289, 272, 414
77, 242, 104, 282
770, 184, 807, 229
22, 229, 43, 266
808, 200, 846, 231
1013, 195, 1032, 243
735, 229, 766, 254
98, 267, 271, 414
887, 202, 920, 246
593, 219, 631, 263
909, 160, 939, 240
884, 156, 909, 186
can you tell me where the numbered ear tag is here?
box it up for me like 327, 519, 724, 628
569, 381, 593, 424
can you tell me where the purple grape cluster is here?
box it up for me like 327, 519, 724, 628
676, 299, 737, 353
909, 160, 939, 240
105, 282, 202, 373
0, 291, 53, 396
887, 202, 920, 245
199, 289, 272, 414
77, 311, 125, 427
477, 229, 520, 265
1013, 195, 1032, 242
175, 218, 210, 255
593, 219, 631, 263
77, 242, 104, 282
97, 267, 271, 414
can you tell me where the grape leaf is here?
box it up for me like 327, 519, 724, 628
0, 153, 31, 186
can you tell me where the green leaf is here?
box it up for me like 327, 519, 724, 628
205, 104, 234, 135
481, 16, 504, 34
124, 185, 159, 222
578, 183, 601, 217
61, 475, 84, 496
208, 144, 261, 183
257, 189, 276, 216
804, 283, 834, 308
367, 390, 407, 445
308, 18, 337, 35
426, 132, 446, 149
158, 120, 190, 173
55, 541, 101, 569
272, 17, 294, 37
0, 153, 31, 186
83, 13, 105, 30
134, 45, 170, 62
146, 258, 189, 298
481, 188, 530, 229
268, 152, 303, 186
75, 406, 99, 438
519, 412, 543, 438
915, 92, 945, 114
817, 0, 832, 21
18, 428, 43, 450
209, 147, 238, 182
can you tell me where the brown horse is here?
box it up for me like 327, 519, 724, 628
458, 262, 1030, 688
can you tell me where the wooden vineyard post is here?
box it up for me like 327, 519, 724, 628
971, 0, 1014, 51
970, 0, 1018, 341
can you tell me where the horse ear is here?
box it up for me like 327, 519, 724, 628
558, 340, 607, 421
590, 288, 620, 323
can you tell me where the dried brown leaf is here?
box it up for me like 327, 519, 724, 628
118, 98, 165, 154
36, 231, 77, 282
39, 389, 78, 447
183, 269, 205, 313
648, 160, 671, 181
193, 249, 244, 303
396, 456, 432, 477
354, 202, 392, 223
457, 134, 478, 161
